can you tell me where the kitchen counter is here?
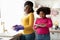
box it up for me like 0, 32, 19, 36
50, 30, 60, 33
50, 29, 60, 40
0, 33, 14, 40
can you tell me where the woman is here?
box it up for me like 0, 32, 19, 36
22, 1, 35, 40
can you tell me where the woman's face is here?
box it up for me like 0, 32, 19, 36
39, 11, 46, 18
24, 5, 31, 14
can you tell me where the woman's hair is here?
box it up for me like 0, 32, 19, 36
24, 1, 34, 13
36, 7, 51, 15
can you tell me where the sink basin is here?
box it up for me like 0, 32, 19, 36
0, 33, 14, 37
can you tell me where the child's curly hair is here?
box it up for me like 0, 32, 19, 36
36, 7, 51, 15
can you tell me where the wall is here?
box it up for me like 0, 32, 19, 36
1, 0, 60, 33
1, 0, 25, 33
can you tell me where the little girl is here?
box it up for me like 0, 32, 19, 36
34, 7, 53, 40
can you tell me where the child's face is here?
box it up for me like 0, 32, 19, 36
39, 11, 46, 18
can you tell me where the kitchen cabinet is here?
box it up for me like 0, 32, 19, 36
0, 33, 14, 40
0, 37, 12, 40
50, 30, 60, 40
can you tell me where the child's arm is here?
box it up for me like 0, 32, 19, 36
33, 18, 39, 30
35, 24, 46, 27
37, 18, 53, 28
34, 19, 46, 29
46, 18, 53, 28
41, 18, 53, 28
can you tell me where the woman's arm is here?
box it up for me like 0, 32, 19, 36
24, 13, 34, 29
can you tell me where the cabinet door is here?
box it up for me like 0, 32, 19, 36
0, 38, 2, 40
50, 33, 60, 40
57, 33, 60, 40
0, 37, 12, 40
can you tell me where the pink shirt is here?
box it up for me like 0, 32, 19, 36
34, 17, 53, 34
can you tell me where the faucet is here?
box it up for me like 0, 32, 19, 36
1, 22, 7, 33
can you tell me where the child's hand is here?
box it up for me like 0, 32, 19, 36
35, 24, 40, 28
40, 24, 46, 27
35, 24, 46, 28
